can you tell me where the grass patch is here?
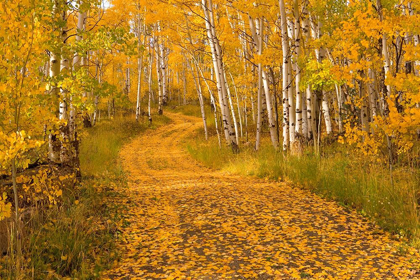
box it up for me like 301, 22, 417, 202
187, 129, 420, 246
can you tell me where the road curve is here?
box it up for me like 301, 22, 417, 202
104, 112, 420, 280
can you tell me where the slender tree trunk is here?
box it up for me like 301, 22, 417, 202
279, 0, 290, 151
148, 52, 153, 123
136, 15, 144, 121
11, 158, 21, 278
294, 0, 303, 138
321, 92, 332, 134
190, 60, 208, 140
335, 84, 343, 133
225, 72, 239, 145
230, 73, 243, 138
155, 33, 163, 115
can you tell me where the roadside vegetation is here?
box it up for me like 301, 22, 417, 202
182, 105, 420, 248
0, 113, 169, 279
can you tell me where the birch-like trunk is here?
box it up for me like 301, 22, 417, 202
368, 69, 377, 120
190, 60, 208, 140
334, 84, 343, 133
294, 0, 303, 137
306, 86, 314, 140
136, 16, 144, 121
148, 51, 153, 123
224, 72, 239, 145
183, 63, 187, 105
230, 73, 243, 138
160, 39, 167, 105
279, 0, 290, 150
155, 33, 163, 115
321, 92, 332, 134
126, 57, 131, 95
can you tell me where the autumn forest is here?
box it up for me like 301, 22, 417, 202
1, 0, 420, 278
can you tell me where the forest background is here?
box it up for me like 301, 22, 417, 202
0, 0, 419, 278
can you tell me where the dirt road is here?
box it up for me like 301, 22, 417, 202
105, 113, 419, 279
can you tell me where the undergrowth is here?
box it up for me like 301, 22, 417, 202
186, 123, 420, 247
0, 113, 170, 279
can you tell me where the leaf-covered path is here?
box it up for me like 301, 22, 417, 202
105, 113, 420, 280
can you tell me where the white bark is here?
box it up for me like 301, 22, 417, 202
279, 0, 290, 150
148, 51, 153, 123
306, 86, 314, 139
155, 32, 163, 115
294, 0, 303, 136
230, 73, 243, 138
224, 72, 239, 145
190, 60, 208, 140
321, 92, 332, 134
136, 16, 144, 121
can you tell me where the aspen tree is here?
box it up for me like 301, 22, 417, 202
135, 6, 144, 121
279, 0, 290, 151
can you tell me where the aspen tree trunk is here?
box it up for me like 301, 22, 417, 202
148, 52, 153, 123
251, 95, 256, 124
59, 56, 71, 165
202, 0, 237, 151
279, 0, 290, 151
288, 62, 296, 142
305, 86, 313, 139
155, 33, 163, 115
270, 68, 281, 142
230, 73, 243, 138
11, 157, 21, 278
93, 63, 101, 126
377, 0, 391, 99
136, 58, 143, 120
321, 93, 332, 134
249, 16, 263, 150
262, 69, 279, 148
334, 84, 343, 133
224, 72, 239, 145
359, 78, 369, 133
368, 69, 377, 120
408, 3, 420, 137
57, 2, 73, 165
183, 63, 187, 105
70, 4, 85, 170
126, 57, 131, 95
294, 0, 303, 137
48, 0, 63, 163
136, 16, 144, 121
48, 52, 61, 163
160, 36, 168, 105
244, 95, 249, 141
302, 8, 313, 140
256, 54, 263, 150
190, 60, 208, 140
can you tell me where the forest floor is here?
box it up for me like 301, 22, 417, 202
104, 112, 420, 279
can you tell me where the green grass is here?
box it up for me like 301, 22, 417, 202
0, 113, 170, 279
187, 128, 420, 246
80, 114, 171, 176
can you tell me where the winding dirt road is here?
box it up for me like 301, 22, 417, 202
105, 113, 419, 279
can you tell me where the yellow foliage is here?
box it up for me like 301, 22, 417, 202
0, 193, 12, 222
